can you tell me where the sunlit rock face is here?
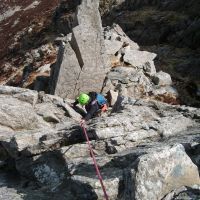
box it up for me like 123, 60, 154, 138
50, 0, 110, 99
0, 86, 199, 199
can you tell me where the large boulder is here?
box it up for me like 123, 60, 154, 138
0, 86, 80, 132
153, 71, 173, 86
135, 144, 200, 200
0, 96, 49, 131
50, 0, 110, 99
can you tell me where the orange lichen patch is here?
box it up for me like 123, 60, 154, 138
110, 55, 120, 67
110, 55, 131, 68
25, 71, 50, 87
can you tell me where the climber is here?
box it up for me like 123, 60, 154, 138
72, 92, 108, 123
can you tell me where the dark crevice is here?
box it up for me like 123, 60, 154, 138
183, 143, 200, 175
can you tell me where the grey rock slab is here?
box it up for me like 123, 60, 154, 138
152, 86, 178, 96
110, 136, 126, 146
35, 103, 66, 123
153, 71, 173, 86
0, 128, 57, 157
124, 129, 159, 142
0, 96, 49, 131
143, 61, 157, 76
158, 115, 195, 137
123, 49, 157, 68
135, 144, 200, 200
104, 24, 139, 50
72, 168, 122, 200
60, 102, 82, 121
39, 93, 82, 121
0, 85, 38, 106
61, 143, 90, 159
0, 187, 24, 200
105, 66, 154, 99
69, 0, 109, 96
51, 0, 110, 98
163, 186, 200, 200
90, 105, 160, 140
16, 151, 68, 190
104, 39, 123, 55
51, 42, 81, 99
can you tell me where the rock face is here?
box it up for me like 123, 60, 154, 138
50, 0, 110, 99
135, 144, 199, 200
163, 186, 200, 200
101, 24, 178, 103
0, 86, 199, 199
0, 86, 81, 132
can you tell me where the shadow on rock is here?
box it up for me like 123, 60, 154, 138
0, 146, 98, 200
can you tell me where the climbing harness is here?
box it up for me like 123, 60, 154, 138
80, 122, 109, 200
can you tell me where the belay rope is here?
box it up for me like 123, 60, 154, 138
80, 122, 109, 200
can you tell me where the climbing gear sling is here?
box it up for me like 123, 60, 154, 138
80, 122, 109, 200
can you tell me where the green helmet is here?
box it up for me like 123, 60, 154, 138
78, 93, 90, 105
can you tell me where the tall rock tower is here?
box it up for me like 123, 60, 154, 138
50, 0, 110, 99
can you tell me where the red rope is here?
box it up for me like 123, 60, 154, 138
80, 122, 109, 200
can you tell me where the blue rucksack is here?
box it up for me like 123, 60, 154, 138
96, 93, 107, 106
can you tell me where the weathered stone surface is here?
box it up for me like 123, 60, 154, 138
0, 96, 49, 131
51, 0, 110, 99
0, 87, 198, 193
104, 39, 123, 55
0, 91, 199, 199
157, 115, 194, 137
123, 49, 157, 69
0, 86, 82, 133
103, 24, 139, 51
100, 25, 178, 101
35, 103, 67, 123
39, 92, 82, 121
0, 85, 38, 106
153, 71, 173, 86
50, 42, 81, 99
163, 186, 200, 200
104, 66, 154, 98
0, 187, 24, 200
152, 86, 178, 96
70, 0, 110, 93
135, 144, 200, 200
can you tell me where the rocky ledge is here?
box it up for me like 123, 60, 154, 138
0, 85, 199, 199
